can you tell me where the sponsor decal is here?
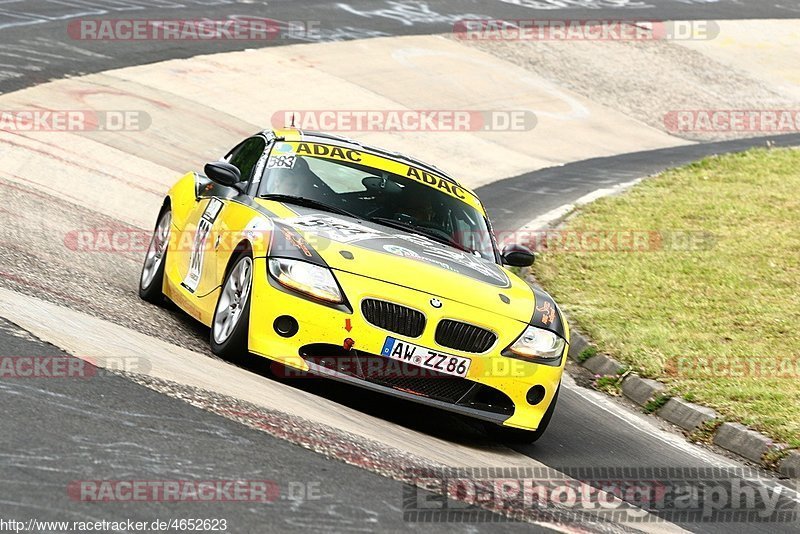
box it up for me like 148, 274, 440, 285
272, 141, 482, 210
286, 215, 386, 244
296, 142, 362, 162
242, 216, 273, 242
272, 142, 296, 154
535, 301, 556, 326
182, 198, 223, 293
267, 154, 297, 169
531, 291, 563, 336
383, 244, 421, 258
406, 167, 467, 200
266, 141, 298, 169
269, 221, 326, 265
280, 227, 313, 257
383, 243, 457, 273
286, 213, 509, 287
393, 234, 509, 287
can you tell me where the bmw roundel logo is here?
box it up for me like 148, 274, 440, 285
430, 298, 442, 309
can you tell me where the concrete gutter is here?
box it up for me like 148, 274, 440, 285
560, 323, 797, 477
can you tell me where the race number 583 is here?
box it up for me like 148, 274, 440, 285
267, 155, 296, 169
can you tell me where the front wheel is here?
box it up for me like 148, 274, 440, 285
139, 207, 171, 304
485, 385, 560, 444
210, 254, 253, 359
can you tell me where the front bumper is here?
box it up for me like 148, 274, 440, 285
301, 349, 511, 424
247, 257, 568, 430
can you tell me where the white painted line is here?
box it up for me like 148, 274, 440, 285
504, 177, 644, 245
562, 377, 800, 504
562, 375, 729, 467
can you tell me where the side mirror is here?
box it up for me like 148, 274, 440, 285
204, 161, 243, 191
501, 243, 535, 267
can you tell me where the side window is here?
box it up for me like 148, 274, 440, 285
227, 137, 266, 182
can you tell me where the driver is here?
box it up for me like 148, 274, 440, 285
402, 190, 435, 224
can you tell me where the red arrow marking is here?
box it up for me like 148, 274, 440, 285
344, 319, 352, 332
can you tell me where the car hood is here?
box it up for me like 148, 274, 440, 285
266, 206, 537, 324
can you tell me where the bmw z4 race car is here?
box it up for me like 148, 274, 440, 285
139, 128, 569, 442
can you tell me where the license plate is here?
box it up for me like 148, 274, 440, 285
380, 337, 471, 378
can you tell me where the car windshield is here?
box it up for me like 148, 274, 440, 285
257, 148, 496, 260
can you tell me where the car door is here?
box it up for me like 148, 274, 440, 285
178, 136, 268, 303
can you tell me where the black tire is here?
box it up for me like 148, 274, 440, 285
139, 206, 171, 305
210, 253, 253, 360
485, 385, 560, 444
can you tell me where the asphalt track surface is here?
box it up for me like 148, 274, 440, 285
3, 0, 800, 94
478, 133, 800, 231
2, 1, 800, 533
0, 318, 536, 533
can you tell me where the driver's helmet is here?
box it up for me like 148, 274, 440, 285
402, 188, 435, 223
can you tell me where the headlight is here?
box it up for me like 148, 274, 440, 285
505, 325, 566, 364
268, 258, 343, 303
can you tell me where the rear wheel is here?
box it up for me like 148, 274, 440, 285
139, 207, 171, 304
210, 254, 253, 359
486, 385, 560, 444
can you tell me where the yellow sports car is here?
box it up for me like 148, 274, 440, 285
139, 129, 569, 442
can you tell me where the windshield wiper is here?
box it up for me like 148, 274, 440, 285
260, 194, 361, 220
368, 217, 472, 254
